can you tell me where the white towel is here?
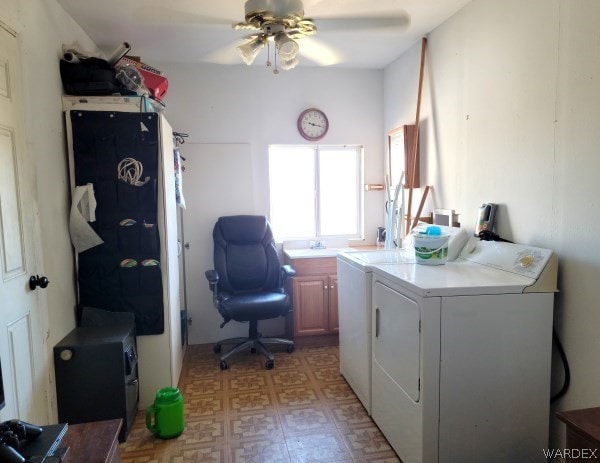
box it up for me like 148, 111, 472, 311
69, 183, 104, 253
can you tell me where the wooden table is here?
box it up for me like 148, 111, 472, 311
556, 407, 600, 462
60, 419, 122, 463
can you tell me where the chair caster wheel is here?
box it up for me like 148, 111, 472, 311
265, 359, 274, 370
286, 344, 295, 353
213, 344, 222, 354
220, 360, 228, 370
251, 347, 257, 354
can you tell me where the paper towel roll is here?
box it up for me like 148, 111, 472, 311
107, 42, 131, 65
69, 184, 104, 253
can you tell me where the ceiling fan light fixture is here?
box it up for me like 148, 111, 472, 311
275, 33, 299, 58
234, 0, 320, 72
280, 54, 299, 70
237, 36, 266, 65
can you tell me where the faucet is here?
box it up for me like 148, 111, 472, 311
310, 240, 326, 249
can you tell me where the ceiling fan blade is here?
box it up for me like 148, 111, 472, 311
242, 33, 264, 40
298, 37, 345, 66
201, 41, 247, 65
233, 22, 263, 31
314, 15, 410, 33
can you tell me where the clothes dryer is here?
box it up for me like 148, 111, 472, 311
369, 240, 557, 463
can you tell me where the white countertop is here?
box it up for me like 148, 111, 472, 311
369, 259, 537, 297
284, 247, 356, 259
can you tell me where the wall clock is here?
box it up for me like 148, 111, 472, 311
297, 108, 329, 141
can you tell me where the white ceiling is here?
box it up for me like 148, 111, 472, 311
56, 0, 472, 69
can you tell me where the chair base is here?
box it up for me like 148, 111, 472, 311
214, 320, 294, 370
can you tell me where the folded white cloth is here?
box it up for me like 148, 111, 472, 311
69, 183, 104, 253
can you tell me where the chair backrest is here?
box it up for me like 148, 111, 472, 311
212, 215, 281, 293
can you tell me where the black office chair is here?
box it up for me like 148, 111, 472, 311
205, 215, 295, 370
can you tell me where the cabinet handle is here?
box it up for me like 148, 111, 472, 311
324, 285, 328, 289
375, 307, 380, 338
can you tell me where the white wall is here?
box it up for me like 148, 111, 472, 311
1, 0, 101, 421
8, 0, 596, 445
160, 63, 384, 223
384, 0, 600, 448
157, 63, 385, 343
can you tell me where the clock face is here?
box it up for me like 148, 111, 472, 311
298, 108, 329, 141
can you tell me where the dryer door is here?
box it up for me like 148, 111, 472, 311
373, 281, 421, 401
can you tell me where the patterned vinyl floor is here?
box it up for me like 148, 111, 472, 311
119, 339, 400, 463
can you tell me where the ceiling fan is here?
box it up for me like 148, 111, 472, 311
231, 0, 410, 73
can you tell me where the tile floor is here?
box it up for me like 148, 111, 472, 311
120, 338, 400, 463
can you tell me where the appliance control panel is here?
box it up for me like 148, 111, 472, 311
461, 240, 553, 279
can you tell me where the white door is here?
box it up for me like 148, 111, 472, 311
181, 143, 255, 344
0, 23, 49, 423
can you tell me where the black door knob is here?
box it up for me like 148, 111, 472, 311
29, 275, 49, 290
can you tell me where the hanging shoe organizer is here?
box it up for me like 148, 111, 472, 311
70, 110, 164, 335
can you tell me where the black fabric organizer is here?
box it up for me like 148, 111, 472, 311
71, 110, 164, 335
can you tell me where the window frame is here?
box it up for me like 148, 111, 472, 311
268, 144, 364, 241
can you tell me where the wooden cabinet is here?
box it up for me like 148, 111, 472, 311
556, 407, 600, 462
285, 256, 339, 337
61, 419, 122, 463
293, 274, 338, 336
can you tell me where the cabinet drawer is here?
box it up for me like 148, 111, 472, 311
288, 257, 337, 276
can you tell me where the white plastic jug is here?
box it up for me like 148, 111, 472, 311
412, 226, 450, 265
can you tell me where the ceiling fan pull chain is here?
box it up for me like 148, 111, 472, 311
273, 46, 279, 75
266, 40, 272, 67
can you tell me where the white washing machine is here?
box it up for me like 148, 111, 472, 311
369, 240, 558, 463
337, 226, 467, 414
337, 249, 415, 413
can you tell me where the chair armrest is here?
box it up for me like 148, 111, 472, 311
280, 265, 296, 286
205, 270, 219, 292
281, 265, 296, 278
205, 269, 219, 283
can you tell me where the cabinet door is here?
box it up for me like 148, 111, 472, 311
293, 276, 329, 336
328, 275, 339, 333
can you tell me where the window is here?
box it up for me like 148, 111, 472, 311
269, 145, 363, 240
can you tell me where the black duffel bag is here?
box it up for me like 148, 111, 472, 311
59, 57, 120, 95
